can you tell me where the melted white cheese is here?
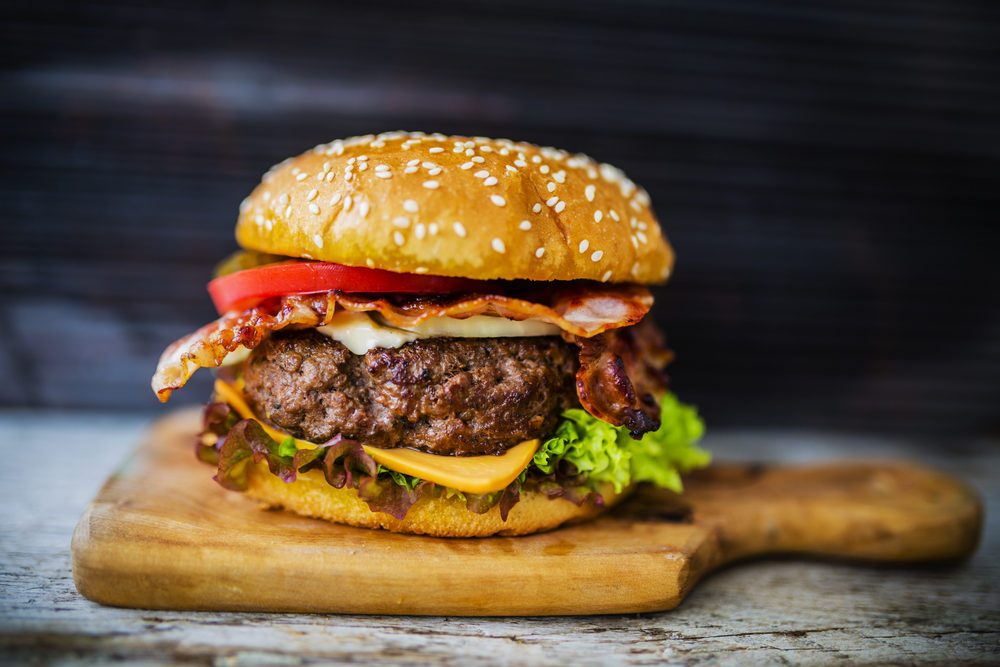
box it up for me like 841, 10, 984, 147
315, 311, 560, 355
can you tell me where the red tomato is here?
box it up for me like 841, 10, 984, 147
207, 261, 491, 314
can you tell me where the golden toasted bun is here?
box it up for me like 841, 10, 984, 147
235, 132, 673, 283
245, 463, 630, 537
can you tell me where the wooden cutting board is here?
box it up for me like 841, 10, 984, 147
71, 409, 982, 616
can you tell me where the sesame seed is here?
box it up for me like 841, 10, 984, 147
585, 185, 596, 201
428, 167, 442, 176
630, 217, 638, 229
329, 192, 341, 205
284, 205, 292, 218
591, 250, 603, 262
594, 210, 603, 222
535, 247, 545, 258
631, 235, 639, 249
306, 189, 318, 202
278, 193, 290, 206
490, 195, 506, 207
546, 182, 556, 192
499, 148, 509, 155
366, 258, 375, 268
296, 173, 308, 181
453, 222, 467, 237
343, 195, 353, 211
415, 266, 429, 274
240, 197, 251, 213
415, 223, 426, 240
532, 203, 542, 213
375, 172, 392, 179
532, 155, 542, 163
465, 149, 475, 156
601, 270, 612, 282
471, 156, 485, 163
474, 170, 489, 179
358, 155, 368, 161
404, 166, 419, 174
266, 219, 274, 231
407, 159, 420, 167
480, 145, 493, 152
392, 217, 410, 228
375, 164, 390, 172
345, 172, 354, 182
254, 214, 263, 226
324, 171, 335, 182
514, 159, 528, 168
638, 221, 648, 230
313, 234, 324, 247
422, 180, 439, 189
308, 203, 320, 215
422, 162, 435, 169
357, 162, 368, 171
587, 168, 598, 179
506, 165, 518, 173
609, 210, 620, 221
403, 199, 419, 212
519, 220, 532, 230
483, 176, 498, 186
554, 200, 566, 213
539, 165, 550, 174
630, 199, 642, 212
428, 222, 439, 235
460, 162, 474, 170
553, 170, 566, 183
491, 238, 506, 253
393, 231, 405, 246
359, 201, 370, 217
429, 147, 444, 154
546, 196, 559, 207
579, 239, 589, 253
637, 231, 648, 244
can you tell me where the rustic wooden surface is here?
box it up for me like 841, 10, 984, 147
70, 410, 982, 616
2, 411, 997, 664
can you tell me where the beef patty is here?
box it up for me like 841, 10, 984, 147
241, 330, 579, 455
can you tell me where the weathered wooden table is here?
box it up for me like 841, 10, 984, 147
1, 411, 996, 665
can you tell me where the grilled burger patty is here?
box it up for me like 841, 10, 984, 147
241, 330, 579, 455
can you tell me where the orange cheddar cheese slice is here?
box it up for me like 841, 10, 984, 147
212, 379, 538, 494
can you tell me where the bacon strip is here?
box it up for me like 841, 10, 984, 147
564, 318, 672, 437
152, 286, 652, 402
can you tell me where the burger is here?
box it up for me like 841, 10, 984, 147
152, 131, 708, 537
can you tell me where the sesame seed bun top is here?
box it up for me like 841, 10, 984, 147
235, 131, 674, 283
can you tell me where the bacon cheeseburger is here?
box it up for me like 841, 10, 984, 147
153, 132, 708, 537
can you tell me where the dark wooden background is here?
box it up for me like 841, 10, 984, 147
2, 0, 998, 436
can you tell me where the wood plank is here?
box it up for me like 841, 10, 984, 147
71, 409, 981, 615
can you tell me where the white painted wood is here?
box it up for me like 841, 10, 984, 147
1, 410, 997, 664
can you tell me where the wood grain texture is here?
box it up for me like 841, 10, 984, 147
3, 412, 998, 664
71, 409, 981, 616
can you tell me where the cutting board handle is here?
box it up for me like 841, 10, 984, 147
633, 462, 983, 568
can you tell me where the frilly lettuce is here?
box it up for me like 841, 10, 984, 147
530, 393, 709, 494
200, 392, 708, 521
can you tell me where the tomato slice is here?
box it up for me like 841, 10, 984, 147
207, 261, 491, 314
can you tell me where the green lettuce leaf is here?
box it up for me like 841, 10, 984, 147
530, 393, 709, 494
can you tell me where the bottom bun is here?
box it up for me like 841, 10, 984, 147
245, 463, 631, 537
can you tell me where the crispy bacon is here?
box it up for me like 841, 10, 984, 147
152, 285, 653, 402
564, 318, 672, 437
